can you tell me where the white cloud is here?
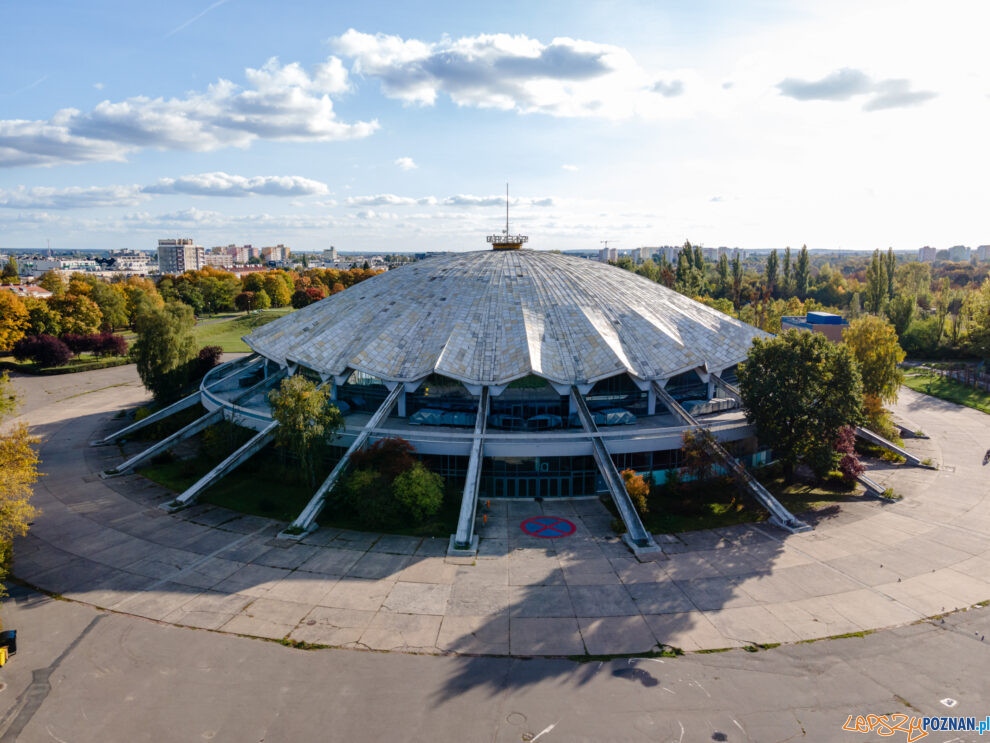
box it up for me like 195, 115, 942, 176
777, 67, 936, 111
332, 29, 691, 119
93, 82, 104, 91
144, 172, 329, 197
562, 164, 579, 171
0, 57, 377, 168
346, 194, 435, 207
394, 156, 417, 170
0, 184, 147, 209
443, 194, 554, 207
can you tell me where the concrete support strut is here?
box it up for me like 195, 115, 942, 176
651, 381, 810, 534
571, 387, 662, 557
282, 384, 402, 537
105, 408, 223, 476
709, 373, 742, 403
854, 426, 925, 467
92, 354, 259, 446
163, 421, 279, 511
450, 388, 489, 555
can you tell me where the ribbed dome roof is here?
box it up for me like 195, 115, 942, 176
244, 249, 768, 387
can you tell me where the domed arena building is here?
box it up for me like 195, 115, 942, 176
100, 234, 811, 557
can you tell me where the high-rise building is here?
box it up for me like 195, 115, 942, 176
918, 246, 937, 262
328, 245, 338, 261
157, 239, 204, 274
597, 247, 618, 263
947, 245, 971, 262
975, 245, 990, 262
262, 244, 291, 262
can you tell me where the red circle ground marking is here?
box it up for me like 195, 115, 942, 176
520, 516, 576, 538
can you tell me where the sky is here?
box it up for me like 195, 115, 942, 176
1, 0, 988, 254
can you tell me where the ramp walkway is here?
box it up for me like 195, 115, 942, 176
652, 381, 810, 533
571, 387, 661, 556
283, 384, 403, 537
450, 388, 489, 554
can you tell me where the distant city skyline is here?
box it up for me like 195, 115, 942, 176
1, 0, 987, 253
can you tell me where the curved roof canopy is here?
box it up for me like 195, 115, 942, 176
244, 250, 769, 387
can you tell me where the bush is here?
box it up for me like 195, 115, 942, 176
12, 334, 73, 367
60, 333, 97, 354
94, 332, 129, 357
835, 426, 865, 484
392, 462, 444, 520
192, 345, 223, 379
620, 468, 650, 515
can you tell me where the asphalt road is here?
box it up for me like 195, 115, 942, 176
0, 584, 987, 743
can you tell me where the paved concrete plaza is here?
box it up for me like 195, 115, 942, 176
8, 365, 990, 657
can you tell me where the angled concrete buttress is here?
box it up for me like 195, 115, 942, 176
651, 381, 810, 533
103, 409, 224, 476
449, 388, 489, 556
162, 421, 279, 512
280, 384, 403, 537
571, 387, 662, 558
91, 354, 259, 446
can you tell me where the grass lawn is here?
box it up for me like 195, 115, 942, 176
612, 471, 862, 535
902, 369, 990, 415
192, 307, 294, 352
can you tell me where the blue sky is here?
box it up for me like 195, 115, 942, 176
1, 0, 986, 253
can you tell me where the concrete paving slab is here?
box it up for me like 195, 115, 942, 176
295, 547, 364, 576
321, 578, 395, 611
437, 615, 510, 655
359, 612, 443, 652
508, 586, 574, 617
578, 616, 658, 655
509, 617, 585, 656
346, 551, 412, 580
568, 584, 638, 617
643, 611, 742, 651
288, 606, 376, 646
383, 582, 452, 615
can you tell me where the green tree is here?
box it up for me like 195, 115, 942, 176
38, 270, 66, 296
133, 302, 197, 402
885, 294, 914, 337
884, 247, 896, 300
0, 372, 40, 597
263, 274, 292, 307
738, 329, 863, 480
22, 297, 63, 337
765, 249, 779, 296
0, 257, 18, 285
794, 245, 810, 299
88, 281, 129, 330
848, 292, 862, 320
392, 462, 444, 520
864, 250, 887, 314
267, 375, 343, 486
716, 253, 730, 297
782, 246, 792, 296
842, 315, 905, 404
730, 253, 743, 308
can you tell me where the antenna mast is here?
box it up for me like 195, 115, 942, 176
487, 182, 528, 250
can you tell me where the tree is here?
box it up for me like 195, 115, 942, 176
22, 297, 62, 337
848, 292, 862, 320
49, 294, 103, 335
885, 294, 915, 337
884, 247, 896, 301
392, 462, 444, 520
38, 270, 66, 296
864, 250, 887, 314
730, 253, 743, 308
842, 315, 905, 404
716, 253, 730, 297
764, 249, 779, 296
253, 288, 272, 310
835, 426, 865, 485
235, 291, 256, 313
738, 329, 863, 481
794, 245, 810, 299
263, 273, 292, 307
0, 257, 18, 285
291, 289, 313, 309
88, 281, 129, 330
0, 372, 40, 596
0, 292, 29, 351
133, 302, 197, 402
267, 375, 343, 486
782, 247, 792, 296
620, 469, 649, 516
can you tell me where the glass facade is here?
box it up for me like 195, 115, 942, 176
586, 373, 647, 415
338, 370, 389, 412
479, 455, 600, 498
665, 369, 709, 402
